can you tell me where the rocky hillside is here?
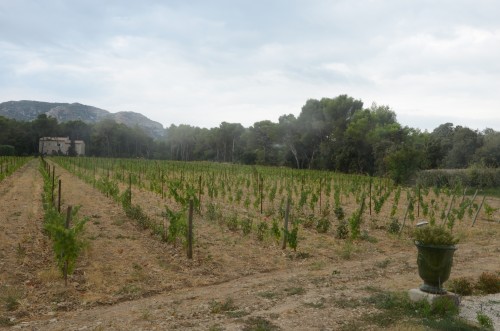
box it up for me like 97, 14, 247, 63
0, 100, 165, 139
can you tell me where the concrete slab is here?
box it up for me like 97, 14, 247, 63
408, 288, 460, 307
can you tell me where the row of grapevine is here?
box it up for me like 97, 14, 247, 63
39, 158, 87, 285
51, 157, 496, 251
0, 156, 30, 181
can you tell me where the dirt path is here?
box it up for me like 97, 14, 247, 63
0, 159, 52, 321
1, 160, 498, 330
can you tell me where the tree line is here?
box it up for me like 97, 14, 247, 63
1, 95, 498, 183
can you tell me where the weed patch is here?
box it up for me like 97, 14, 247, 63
210, 298, 237, 314
476, 272, 500, 294
242, 317, 280, 331
284, 287, 305, 296
362, 290, 480, 329
447, 277, 474, 296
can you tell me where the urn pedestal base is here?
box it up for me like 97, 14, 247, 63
408, 288, 460, 307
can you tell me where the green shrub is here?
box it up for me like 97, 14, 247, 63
96, 177, 119, 199
334, 206, 345, 221
256, 221, 268, 241
271, 218, 281, 242
475, 272, 500, 294
210, 298, 237, 314
127, 204, 152, 230
285, 226, 298, 251
335, 219, 349, 239
417, 168, 500, 189
387, 218, 400, 234
426, 296, 459, 318
476, 312, 493, 329
349, 194, 366, 239
241, 218, 253, 235
302, 214, 315, 229
413, 225, 459, 246
316, 217, 330, 233
226, 213, 239, 232
43, 206, 87, 278
164, 207, 187, 245
447, 277, 474, 296
206, 202, 221, 222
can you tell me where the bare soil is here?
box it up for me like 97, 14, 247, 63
0, 159, 499, 330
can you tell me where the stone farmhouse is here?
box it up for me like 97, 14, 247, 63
39, 137, 85, 156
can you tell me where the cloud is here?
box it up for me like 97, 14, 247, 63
0, 0, 499, 131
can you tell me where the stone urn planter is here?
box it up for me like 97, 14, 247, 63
414, 225, 458, 294
415, 242, 457, 294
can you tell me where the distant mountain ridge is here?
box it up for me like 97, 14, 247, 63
0, 100, 165, 139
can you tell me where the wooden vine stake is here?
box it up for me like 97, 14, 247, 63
368, 177, 372, 216
58, 179, 62, 213
399, 200, 411, 235
64, 205, 72, 287
282, 197, 291, 250
128, 173, 132, 206
198, 175, 202, 213
51, 165, 55, 206
187, 199, 194, 259
161, 170, 164, 199
319, 178, 322, 212
442, 194, 455, 226
260, 176, 263, 215
472, 196, 486, 227
417, 186, 420, 217
470, 189, 479, 206
460, 187, 468, 205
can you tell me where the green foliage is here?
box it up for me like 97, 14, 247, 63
285, 226, 298, 251
390, 186, 401, 217
417, 168, 500, 190
413, 225, 459, 246
44, 208, 87, 276
0, 145, 15, 156
164, 207, 187, 245
315, 217, 330, 233
168, 180, 199, 209
362, 290, 469, 329
447, 277, 474, 296
333, 206, 345, 221
226, 213, 239, 231
206, 202, 222, 222
349, 193, 366, 239
427, 296, 459, 317
209, 298, 237, 314
271, 218, 281, 242
96, 176, 119, 199
126, 204, 152, 231
335, 219, 349, 239
476, 312, 494, 330
0, 287, 20, 311
301, 214, 315, 229
120, 187, 132, 210
241, 217, 253, 235
387, 218, 400, 234
242, 316, 279, 331
256, 221, 268, 241
339, 240, 355, 260
39, 160, 87, 279
373, 190, 390, 215
483, 202, 498, 221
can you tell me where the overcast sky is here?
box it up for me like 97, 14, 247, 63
1, 0, 499, 131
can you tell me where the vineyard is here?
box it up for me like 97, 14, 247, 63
52, 156, 498, 244
0, 156, 30, 182
0, 157, 498, 330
